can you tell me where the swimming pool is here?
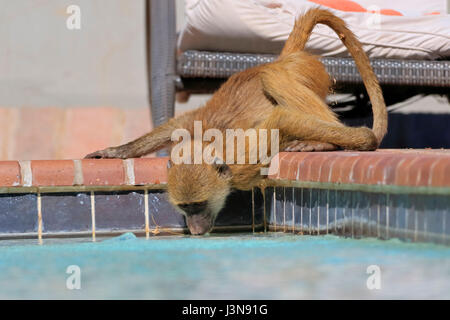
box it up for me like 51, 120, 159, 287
1, 233, 449, 299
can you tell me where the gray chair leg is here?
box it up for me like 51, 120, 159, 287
148, 0, 177, 156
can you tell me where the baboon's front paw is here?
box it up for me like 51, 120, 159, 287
284, 140, 337, 152
84, 148, 119, 159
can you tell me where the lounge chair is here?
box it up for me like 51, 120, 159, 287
147, 0, 450, 138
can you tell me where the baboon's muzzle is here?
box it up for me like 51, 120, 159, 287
185, 213, 213, 235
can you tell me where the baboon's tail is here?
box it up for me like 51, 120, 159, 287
280, 8, 387, 146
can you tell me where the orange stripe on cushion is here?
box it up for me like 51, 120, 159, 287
379, 9, 403, 16
308, 0, 366, 12
309, 0, 404, 16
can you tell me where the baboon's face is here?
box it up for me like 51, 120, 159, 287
167, 161, 232, 235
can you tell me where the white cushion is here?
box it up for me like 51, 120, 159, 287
178, 0, 450, 59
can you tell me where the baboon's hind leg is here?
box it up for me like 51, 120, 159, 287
263, 108, 378, 151
284, 140, 337, 152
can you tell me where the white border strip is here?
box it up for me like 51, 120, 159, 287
90, 191, 96, 242
123, 159, 135, 185
19, 160, 32, 187
73, 160, 84, 185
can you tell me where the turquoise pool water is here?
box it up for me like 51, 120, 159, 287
0, 233, 449, 299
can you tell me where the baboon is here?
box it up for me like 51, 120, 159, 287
86, 9, 387, 235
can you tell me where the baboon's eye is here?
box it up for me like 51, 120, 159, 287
215, 163, 230, 176
178, 201, 208, 215
212, 158, 231, 178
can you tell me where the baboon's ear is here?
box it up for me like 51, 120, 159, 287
167, 159, 174, 169
212, 158, 232, 179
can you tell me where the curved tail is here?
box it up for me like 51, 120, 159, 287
281, 8, 387, 146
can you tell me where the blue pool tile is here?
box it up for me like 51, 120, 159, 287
366, 193, 380, 238
95, 191, 145, 231
41, 193, 91, 233
327, 189, 337, 234
335, 190, 352, 236
393, 194, 410, 240
251, 188, 265, 228
360, 192, 372, 238
216, 190, 256, 227
334, 190, 345, 235
422, 195, 447, 245
274, 187, 285, 230
376, 193, 389, 240
444, 196, 450, 242
293, 188, 303, 232
317, 189, 328, 234
284, 187, 295, 231
349, 192, 357, 238
264, 187, 274, 232
148, 191, 185, 228
406, 196, 417, 240
387, 194, 398, 239
301, 188, 312, 234
384, 194, 412, 241
353, 191, 370, 239
412, 195, 427, 243
308, 189, 321, 235
0, 194, 37, 234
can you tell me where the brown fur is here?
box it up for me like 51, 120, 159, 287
86, 9, 388, 234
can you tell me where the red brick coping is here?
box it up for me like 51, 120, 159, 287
270, 149, 450, 188
0, 158, 169, 187
0, 149, 448, 188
